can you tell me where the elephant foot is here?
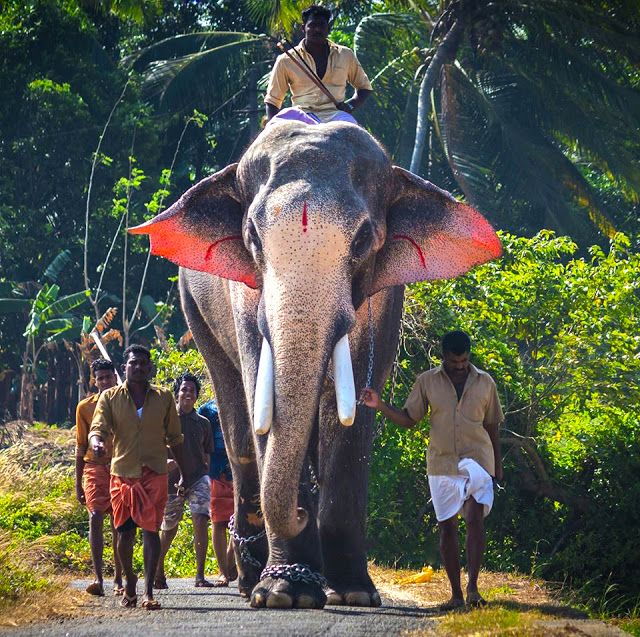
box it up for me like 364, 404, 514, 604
237, 561, 263, 598
250, 577, 327, 609
325, 585, 382, 607
249, 564, 327, 609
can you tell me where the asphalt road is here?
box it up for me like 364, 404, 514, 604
1, 579, 437, 637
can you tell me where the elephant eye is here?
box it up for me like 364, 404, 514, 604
351, 222, 373, 261
246, 219, 262, 254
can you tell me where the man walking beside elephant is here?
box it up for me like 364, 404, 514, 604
89, 345, 187, 610
360, 330, 503, 609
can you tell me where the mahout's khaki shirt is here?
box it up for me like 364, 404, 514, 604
89, 381, 183, 478
264, 39, 372, 121
403, 364, 504, 476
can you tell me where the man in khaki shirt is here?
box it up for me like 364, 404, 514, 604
89, 344, 186, 610
264, 5, 372, 125
360, 331, 503, 609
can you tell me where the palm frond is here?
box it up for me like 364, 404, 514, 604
497, 35, 640, 194
242, 0, 302, 37
354, 13, 428, 161
138, 38, 272, 113
437, 64, 617, 239
124, 32, 264, 69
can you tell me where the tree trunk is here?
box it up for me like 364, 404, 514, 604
46, 348, 56, 424
18, 349, 34, 422
409, 19, 464, 174
247, 66, 259, 141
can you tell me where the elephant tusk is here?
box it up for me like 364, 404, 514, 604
333, 334, 356, 426
254, 338, 274, 435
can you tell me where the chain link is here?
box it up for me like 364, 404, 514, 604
228, 513, 266, 569
260, 563, 328, 589
307, 460, 319, 494
240, 544, 263, 569
228, 513, 267, 545
356, 296, 375, 405
365, 295, 375, 389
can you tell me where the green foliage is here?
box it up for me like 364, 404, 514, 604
151, 340, 213, 404
369, 230, 640, 610
0, 541, 49, 605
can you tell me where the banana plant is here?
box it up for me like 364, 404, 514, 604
0, 251, 90, 421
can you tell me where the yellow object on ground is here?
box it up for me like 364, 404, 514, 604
397, 566, 434, 585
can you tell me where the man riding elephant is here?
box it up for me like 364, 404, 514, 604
130, 120, 501, 609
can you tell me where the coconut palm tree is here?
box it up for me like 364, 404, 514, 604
355, 0, 640, 240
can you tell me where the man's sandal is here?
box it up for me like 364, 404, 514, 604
195, 578, 216, 588
212, 577, 229, 588
141, 598, 162, 610
113, 585, 125, 596
120, 594, 137, 608
153, 576, 169, 590
85, 582, 104, 596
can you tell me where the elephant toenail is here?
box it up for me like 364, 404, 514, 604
326, 591, 344, 605
266, 592, 293, 608
250, 592, 266, 607
345, 591, 372, 606
295, 594, 316, 608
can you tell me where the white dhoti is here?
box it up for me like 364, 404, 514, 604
428, 458, 494, 522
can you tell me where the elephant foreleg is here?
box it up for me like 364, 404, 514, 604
318, 396, 381, 607
250, 434, 326, 609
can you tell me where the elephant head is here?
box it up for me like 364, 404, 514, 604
130, 121, 501, 539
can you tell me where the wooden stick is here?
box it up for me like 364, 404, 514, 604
276, 41, 340, 107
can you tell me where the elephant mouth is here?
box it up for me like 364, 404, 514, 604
253, 334, 356, 435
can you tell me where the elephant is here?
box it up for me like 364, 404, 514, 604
131, 120, 501, 609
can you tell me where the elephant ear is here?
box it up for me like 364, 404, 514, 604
371, 167, 502, 294
129, 164, 258, 288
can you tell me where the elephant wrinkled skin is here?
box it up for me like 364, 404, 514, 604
131, 120, 501, 609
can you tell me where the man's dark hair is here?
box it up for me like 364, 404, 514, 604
441, 330, 471, 355
174, 372, 201, 398
123, 344, 151, 362
91, 358, 115, 374
302, 4, 332, 25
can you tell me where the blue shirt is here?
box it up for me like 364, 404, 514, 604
198, 400, 231, 480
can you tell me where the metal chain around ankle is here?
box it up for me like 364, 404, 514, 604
228, 514, 267, 569
260, 563, 328, 589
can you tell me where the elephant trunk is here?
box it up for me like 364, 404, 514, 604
258, 283, 354, 539
260, 340, 326, 539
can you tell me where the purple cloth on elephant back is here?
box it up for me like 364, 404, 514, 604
268, 106, 358, 126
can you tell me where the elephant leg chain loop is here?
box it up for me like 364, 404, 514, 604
260, 563, 328, 589
228, 513, 266, 569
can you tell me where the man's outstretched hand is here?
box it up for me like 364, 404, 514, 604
359, 387, 381, 409
91, 436, 106, 457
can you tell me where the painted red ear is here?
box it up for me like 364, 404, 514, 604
129, 164, 258, 288
371, 167, 502, 294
